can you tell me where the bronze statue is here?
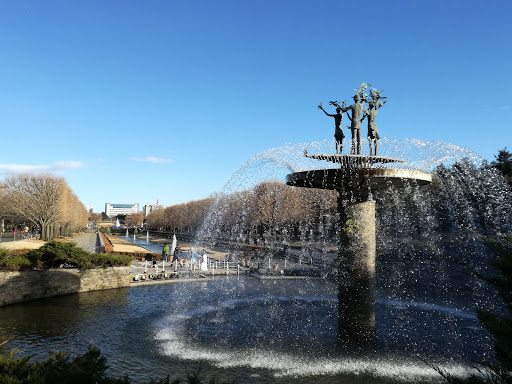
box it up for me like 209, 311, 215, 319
318, 101, 346, 154
369, 88, 386, 103
361, 88, 387, 156
362, 98, 386, 156
316, 83, 386, 156
344, 92, 366, 155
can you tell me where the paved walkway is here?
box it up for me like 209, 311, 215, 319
0, 238, 45, 250
71, 232, 98, 253
0, 233, 98, 253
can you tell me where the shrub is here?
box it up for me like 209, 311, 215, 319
24, 241, 132, 270
0, 343, 236, 384
88, 253, 133, 269
0, 344, 129, 384
27, 241, 91, 269
9, 249, 30, 257
0, 247, 32, 271
0, 247, 9, 262
0, 241, 132, 271
0, 254, 32, 272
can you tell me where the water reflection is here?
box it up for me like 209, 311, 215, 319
0, 278, 491, 383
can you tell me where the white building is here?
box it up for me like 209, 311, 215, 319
85, 205, 94, 213
143, 204, 165, 217
105, 203, 139, 217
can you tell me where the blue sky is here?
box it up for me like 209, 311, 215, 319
1, 0, 511, 213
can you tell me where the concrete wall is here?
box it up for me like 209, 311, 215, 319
0, 267, 130, 307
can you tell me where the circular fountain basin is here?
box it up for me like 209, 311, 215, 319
287, 167, 432, 189
288, 154, 432, 197
287, 166, 432, 199
303, 153, 406, 167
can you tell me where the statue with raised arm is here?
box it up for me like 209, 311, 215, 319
344, 86, 367, 155
362, 99, 386, 156
361, 88, 387, 156
318, 101, 346, 154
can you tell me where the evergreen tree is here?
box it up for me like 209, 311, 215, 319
432, 234, 512, 383
475, 235, 512, 377
492, 148, 512, 185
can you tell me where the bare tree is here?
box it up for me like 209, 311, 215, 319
5, 174, 65, 240
88, 212, 102, 225
126, 212, 144, 227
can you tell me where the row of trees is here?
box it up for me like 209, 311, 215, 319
146, 197, 215, 233
203, 181, 338, 242
144, 148, 512, 248
0, 174, 88, 241
146, 181, 339, 243
145, 154, 512, 261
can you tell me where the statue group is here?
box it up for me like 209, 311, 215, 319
318, 83, 386, 156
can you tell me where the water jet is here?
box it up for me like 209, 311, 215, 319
284, 85, 433, 340
287, 152, 431, 341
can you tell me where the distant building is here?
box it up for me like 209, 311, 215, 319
105, 203, 139, 217
143, 204, 165, 217
85, 205, 94, 213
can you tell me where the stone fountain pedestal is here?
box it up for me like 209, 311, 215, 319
287, 154, 431, 341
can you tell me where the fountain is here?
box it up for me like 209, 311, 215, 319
285, 85, 433, 341
2, 86, 511, 383
287, 154, 431, 340
188, 85, 511, 380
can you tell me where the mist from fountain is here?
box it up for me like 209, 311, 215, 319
168, 138, 512, 382
197, 138, 507, 246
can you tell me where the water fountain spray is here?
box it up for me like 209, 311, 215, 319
287, 84, 432, 341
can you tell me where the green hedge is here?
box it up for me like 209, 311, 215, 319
0, 343, 235, 384
0, 242, 132, 271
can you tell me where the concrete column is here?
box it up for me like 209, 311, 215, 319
337, 198, 376, 342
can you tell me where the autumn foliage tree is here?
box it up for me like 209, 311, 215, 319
1, 174, 88, 240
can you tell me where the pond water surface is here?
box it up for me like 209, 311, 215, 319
0, 277, 491, 383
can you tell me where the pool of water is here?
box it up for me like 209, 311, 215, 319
0, 277, 492, 383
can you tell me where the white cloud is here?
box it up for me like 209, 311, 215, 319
499, 105, 511, 111
0, 161, 86, 176
52, 160, 86, 172
130, 156, 173, 164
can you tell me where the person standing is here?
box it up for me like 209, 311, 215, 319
162, 243, 170, 263
172, 246, 180, 264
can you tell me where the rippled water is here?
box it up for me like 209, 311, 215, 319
0, 277, 491, 383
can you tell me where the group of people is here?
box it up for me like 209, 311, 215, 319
10, 226, 32, 239
161, 243, 180, 263
318, 83, 386, 156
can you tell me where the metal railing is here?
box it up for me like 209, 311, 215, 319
0, 231, 39, 243
130, 257, 242, 282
